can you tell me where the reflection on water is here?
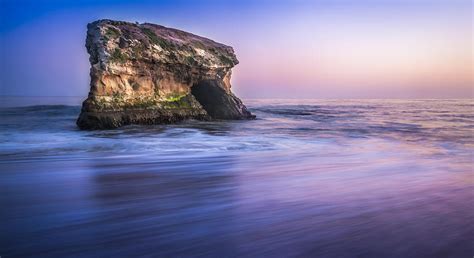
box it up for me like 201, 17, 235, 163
0, 99, 473, 257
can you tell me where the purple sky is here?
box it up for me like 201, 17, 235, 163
0, 0, 472, 99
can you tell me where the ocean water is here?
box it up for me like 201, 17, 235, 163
0, 99, 472, 257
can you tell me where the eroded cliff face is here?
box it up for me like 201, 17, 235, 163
77, 19, 254, 129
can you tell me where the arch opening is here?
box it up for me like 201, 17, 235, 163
191, 80, 230, 119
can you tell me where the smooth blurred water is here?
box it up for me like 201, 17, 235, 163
0, 99, 473, 257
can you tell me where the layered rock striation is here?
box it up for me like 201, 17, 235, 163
77, 19, 254, 130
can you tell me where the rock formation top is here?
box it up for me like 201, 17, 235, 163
77, 19, 254, 129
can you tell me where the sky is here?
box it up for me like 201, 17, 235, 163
0, 0, 472, 99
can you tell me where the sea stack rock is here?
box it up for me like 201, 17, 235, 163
77, 19, 254, 130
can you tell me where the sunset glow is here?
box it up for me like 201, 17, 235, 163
0, 0, 472, 98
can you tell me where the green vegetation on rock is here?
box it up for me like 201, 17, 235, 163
105, 27, 121, 39
218, 54, 234, 66
93, 93, 194, 111
162, 94, 192, 109
128, 97, 158, 109
94, 93, 161, 111
141, 27, 174, 49
164, 93, 186, 102
186, 56, 195, 65
131, 44, 146, 58
110, 48, 127, 63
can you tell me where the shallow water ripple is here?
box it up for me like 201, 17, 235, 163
0, 99, 473, 257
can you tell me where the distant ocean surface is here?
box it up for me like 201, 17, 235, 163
1, 98, 473, 257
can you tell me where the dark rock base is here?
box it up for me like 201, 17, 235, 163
77, 109, 211, 130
